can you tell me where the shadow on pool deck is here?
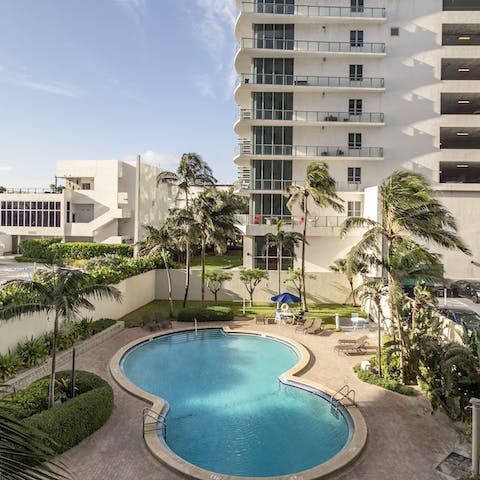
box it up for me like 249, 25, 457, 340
60, 321, 469, 480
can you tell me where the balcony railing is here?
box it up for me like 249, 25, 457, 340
239, 109, 384, 123
2, 188, 63, 195
238, 142, 383, 158
241, 38, 386, 54
235, 178, 364, 192
235, 214, 349, 227
240, 73, 385, 89
240, 2, 386, 18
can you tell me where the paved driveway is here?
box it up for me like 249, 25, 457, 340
60, 321, 469, 480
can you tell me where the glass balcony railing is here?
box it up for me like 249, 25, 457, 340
235, 214, 349, 227
239, 109, 384, 123
241, 38, 386, 54
240, 2, 386, 18
235, 177, 364, 192
240, 73, 385, 88
238, 143, 383, 158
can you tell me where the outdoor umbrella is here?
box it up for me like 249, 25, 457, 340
271, 292, 301, 304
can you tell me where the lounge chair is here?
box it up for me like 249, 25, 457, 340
334, 336, 370, 355
155, 311, 172, 329
304, 318, 323, 335
295, 318, 314, 333
255, 314, 266, 325
337, 334, 369, 345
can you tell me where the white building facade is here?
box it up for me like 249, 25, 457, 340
234, 0, 480, 280
0, 159, 173, 252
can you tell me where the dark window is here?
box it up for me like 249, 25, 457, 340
390, 27, 400, 36
350, 30, 364, 47
348, 167, 361, 183
348, 133, 362, 149
351, 0, 364, 13
349, 64, 363, 81
349, 99, 363, 114
443, 0, 480, 11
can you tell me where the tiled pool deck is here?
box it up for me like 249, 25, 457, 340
59, 320, 470, 480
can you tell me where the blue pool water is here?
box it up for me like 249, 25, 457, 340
120, 329, 351, 477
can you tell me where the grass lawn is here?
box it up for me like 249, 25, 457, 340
120, 300, 363, 328
190, 250, 242, 270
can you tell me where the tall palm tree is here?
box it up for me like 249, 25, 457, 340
157, 153, 216, 307
287, 160, 344, 310
264, 220, 303, 297
188, 187, 241, 305
0, 268, 121, 408
140, 224, 175, 318
342, 170, 470, 381
0, 397, 71, 480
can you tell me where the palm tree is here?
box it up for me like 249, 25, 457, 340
0, 268, 121, 408
188, 187, 241, 305
342, 170, 470, 381
140, 224, 175, 318
0, 397, 71, 480
264, 220, 303, 297
157, 153, 216, 307
287, 160, 344, 310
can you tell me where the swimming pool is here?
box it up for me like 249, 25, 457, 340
119, 328, 354, 478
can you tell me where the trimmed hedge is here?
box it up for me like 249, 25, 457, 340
19, 238, 61, 262
21, 371, 114, 454
177, 306, 234, 322
353, 364, 415, 396
50, 242, 133, 260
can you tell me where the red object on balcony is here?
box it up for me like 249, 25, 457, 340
300, 217, 305, 223
253, 215, 260, 224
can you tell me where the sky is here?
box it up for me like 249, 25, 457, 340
0, 0, 238, 187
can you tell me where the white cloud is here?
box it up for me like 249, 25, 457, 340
123, 151, 179, 170
18, 79, 84, 98
113, 0, 146, 25
194, 73, 216, 98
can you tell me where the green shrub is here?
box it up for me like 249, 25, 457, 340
50, 242, 132, 260
72, 318, 94, 340
23, 373, 113, 454
353, 364, 415, 396
15, 336, 49, 367
1, 378, 50, 419
92, 318, 116, 334
18, 238, 61, 262
0, 352, 22, 382
177, 306, 234, 322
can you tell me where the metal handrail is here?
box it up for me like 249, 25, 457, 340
241, 37, 386, 53
240, 73, 385, 88
238, 143, 384, 158
240, 2, 386, 18
235, 214, 349, 227
142, 407, 167, 439
239, 109, 384, 123
331, 384, 356, 410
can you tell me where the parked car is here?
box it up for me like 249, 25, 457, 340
449, 280, 480, 298
438, 307, 480, 330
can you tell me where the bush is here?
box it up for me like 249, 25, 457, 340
23, 372, 114, 454
71, 318, 94, 340
18, 238, 61, 262
15, 336, 50, 367
353, 364, 415, 396
92, 318, 116, 334
0, 352, 22, 382
50, 242, 132, 260
177, 306, 234, 322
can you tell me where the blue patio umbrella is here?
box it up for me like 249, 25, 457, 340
271, 292, 301, 304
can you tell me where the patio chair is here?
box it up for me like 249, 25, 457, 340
255, 314, 266, 325
304, 318, 323, 335
337, 334, 369, 345
295, 318, 314, 333
155, 311, 172, 329
334, 336, 370, 355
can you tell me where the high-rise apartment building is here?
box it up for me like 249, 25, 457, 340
234, 0, 480, 281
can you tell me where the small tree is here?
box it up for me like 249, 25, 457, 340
205, 271, 233, 304
239, 269, 269, 306
284, 268, 316, 304
329, 256, 368, 306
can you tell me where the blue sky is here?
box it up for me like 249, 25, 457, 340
0, 0, 238, 187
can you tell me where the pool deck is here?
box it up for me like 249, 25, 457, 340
60, 319, 469, 480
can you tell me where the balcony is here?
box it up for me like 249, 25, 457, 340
235, 178, 364, 193
238, 109, 384, 124
240, 2, 386, 19
237, 142, 384, 159
235, 214, 349, 230
240, 37, 386, 55
238, 73, 385, 90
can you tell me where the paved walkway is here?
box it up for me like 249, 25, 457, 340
60, 320, 470, 480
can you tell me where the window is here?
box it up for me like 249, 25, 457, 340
253, 92, 293, 120
254, 58, 294, 85
81, 183, 91, 190
0, 199, 62, 228
351, 0, 364, 13
253, 126, 292, 155
252, 193, 291, 226
253, 236, 294, 270
347, 201, 361, 217
349, 64, 363, 81
348, 133, 362, 149
252, 160, 292, 190
391, 27, 400, 36
254, 24, 294, 50
349, 99, 363, 115
256, 0, 294, 15
348, 167, 361, 183
350, 30, 364, 47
